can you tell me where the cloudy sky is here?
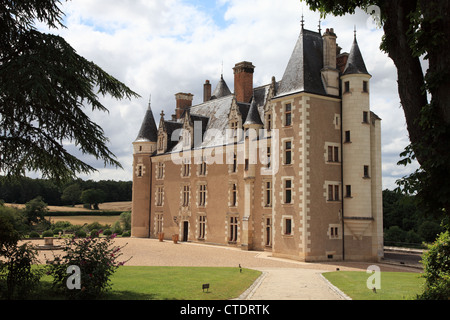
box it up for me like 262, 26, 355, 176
38, 0, 420, 189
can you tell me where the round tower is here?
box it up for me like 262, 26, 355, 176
341, 34, 373, 241
131, 101, 158, 238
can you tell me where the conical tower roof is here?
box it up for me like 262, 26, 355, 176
343, 36, 370, 76
211, 75, 232, 99
244, 98, 263, 126
135, 102, 158, 142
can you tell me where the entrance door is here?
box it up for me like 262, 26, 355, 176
182, 221, 189, 242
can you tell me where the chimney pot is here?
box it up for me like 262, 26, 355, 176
175, 93, 194, 119
233, 61, 255, 103
204, 80, 211, 102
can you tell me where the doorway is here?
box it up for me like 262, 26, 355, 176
182, 221, 189, 242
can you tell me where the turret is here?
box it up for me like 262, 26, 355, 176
131, 101, 158, 238
341, 34, 373, 240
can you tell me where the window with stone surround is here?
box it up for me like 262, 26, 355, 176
198, 215, 206, 240
229, 216, 238, 242
284, 103, 292, 127
198, 183, 207, 207
156, 186, 164, 207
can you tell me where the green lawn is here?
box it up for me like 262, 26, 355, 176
36, 266, 261, 300
323, 271, 425, 300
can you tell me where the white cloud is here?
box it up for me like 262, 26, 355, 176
35, 0, 417, 189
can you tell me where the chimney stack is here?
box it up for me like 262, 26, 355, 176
204, 80, 211, 102
233, 61, 255, 103
175, 93, 194, 119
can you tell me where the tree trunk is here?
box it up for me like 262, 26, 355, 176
382, 0, 429, 165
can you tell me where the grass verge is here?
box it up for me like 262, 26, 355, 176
28, 266, 261, 300
322, 271, 425, 300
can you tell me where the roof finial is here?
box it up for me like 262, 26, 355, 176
148, 94, 152, 110
354, 25, 357, 39
318, 19, 322, 34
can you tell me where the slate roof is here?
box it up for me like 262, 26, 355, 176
277, 28, 326, 97
211, 75, 232, 100
134, 104, 158, 143
343, 36, 370, 76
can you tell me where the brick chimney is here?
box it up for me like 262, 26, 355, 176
204, 80, 211, 102
233, 61, 255, 103
175, 93, 194, 119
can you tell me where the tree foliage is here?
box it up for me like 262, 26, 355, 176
0, 0, 139, 181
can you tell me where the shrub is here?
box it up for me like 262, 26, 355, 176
46, 234, 130, 300
122, 231, 131, 238
42, 230, 54, 237
102, 229, 112, 236
418, 230, 450, 300
28, 231, 40, 239
74, 230, 86, 238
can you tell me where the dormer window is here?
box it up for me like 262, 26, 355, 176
230, 120, 239, 137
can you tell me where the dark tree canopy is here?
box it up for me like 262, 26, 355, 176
0, 0, 139, 181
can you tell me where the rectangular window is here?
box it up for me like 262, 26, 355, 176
156, 187, 164, 207
285, 103, 292, 126
344, 81, 350, 93
157, 162, 164, 179
330, 226, 339, 238
267, 147, 271, 168
345, 131, 351, 143
198, 215, 206, 239
183, 185, 190, 206
231, 184, 237, 207
267, 113, 272, 131
137, 165, 143, 177
232, 153, 237, 173
285, 218, 292, 235
346, 185, 352, 198
328, 184, 340, 201
182, 160, 190, 177
156, 214, 163, 234
363, 81, 368, 93
199, 157, 207, 176
230, 121, 238, 137
265, 181, 272, 207
199, 184, 207, 207
285, 141, 292, 165
285, 179, 292, 204
364, 165, 370, 178
327, 146, 340, 162
363, 111, 369, 123
229, 217, 238, 242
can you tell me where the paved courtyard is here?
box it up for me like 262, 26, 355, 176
33, 237, 422, 300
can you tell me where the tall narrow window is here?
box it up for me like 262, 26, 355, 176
344, 81, 350, 93
266, 113, 272, 131
363, 111, 369, 123
232, 153, 237, 173
199, 184, 207, 207
199, 157, 207, 176
285, 141, 292, 165
267, 147, 271, 168
285, 103, 292, 126
363, 81, 368, 93
231, 184, 237, 207
156, 214, 163, 234
198, 215, 206, 239
265, 181, 272, 207
183, 185, 190, 207
346, 185, 352, 198
137, 165, 143, 177
285, 179, 292, 204
229, 217, 238, 242
364, 165, 370, 178
157, 162, 164, 179
285, 218, 292, 235
345, 131, 351, 143
230, 120, 238, 137
156, 187, 164, 207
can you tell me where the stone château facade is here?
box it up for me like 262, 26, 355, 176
131, 23, 384, 262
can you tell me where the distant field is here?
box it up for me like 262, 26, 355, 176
48, 215, 121, 226
6, 201, 131, 226
5, 201, 132, 212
